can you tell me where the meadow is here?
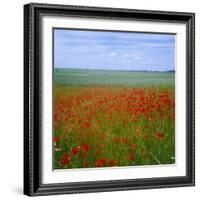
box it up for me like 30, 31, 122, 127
53, 69, 175, 169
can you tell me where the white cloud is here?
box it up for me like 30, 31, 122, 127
121, 54, 141, 60
122, 54, 131, 58
109, 52, 117, 56
134, 56, 141, 60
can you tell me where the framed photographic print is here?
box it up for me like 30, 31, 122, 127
24, 3, 195, 196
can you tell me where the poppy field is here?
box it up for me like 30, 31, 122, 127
53, 69, 175, 169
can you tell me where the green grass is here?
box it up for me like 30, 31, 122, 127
54, 68, 175, 87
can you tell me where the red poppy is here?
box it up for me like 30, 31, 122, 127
109, 159, 118, 167
85, 122, 91, 128
60, 153, 70, 166
96, 148, 103, 155
155, 132, 165, 140
53, 136, 60, 143
112, 137, 120, 143
96, 158, 106, 167
128, 154, 136, 161
130, 143, 137, 151
71, 146, 80, 155
81, 144, 90, 152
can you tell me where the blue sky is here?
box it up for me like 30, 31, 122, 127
54, 29, 175, 71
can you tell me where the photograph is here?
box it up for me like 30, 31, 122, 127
24, 3, 194, 196
53, 29, 176, 169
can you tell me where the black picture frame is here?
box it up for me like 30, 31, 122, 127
24, 3, 195, 196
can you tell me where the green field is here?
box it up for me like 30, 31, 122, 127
54, 68, 175, 87
53, 68, 175, 169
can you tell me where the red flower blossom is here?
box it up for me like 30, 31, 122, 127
53, 136, 60, 143
109, 159, 118, 166
122, 137, 128, 144
96, 158, 106, 167
81, 144, 90, 152
155, 132, 165, 140
96, 148, 104, 155
130, 143, 137, 151
71, 146, 80, 155
60, 153, 70, 166
85, 122, 91, 128
112, 137, 120, 143
128, 154, 136, 161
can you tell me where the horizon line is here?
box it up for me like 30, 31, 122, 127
54, 67, 175, 72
